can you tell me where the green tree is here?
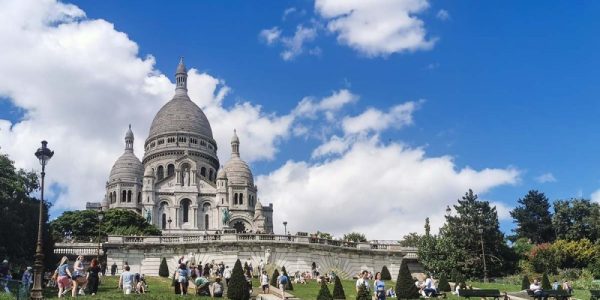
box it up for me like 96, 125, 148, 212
50, 208, 161, 242
541, 273, 551, 290
438, 273, 451, 292
356, 283, 370, 300
553, 199, 600, 242
510, 190, 555, 243
270, 269, 279, 287
343, 232, 367, 242
381, 265, 392, 280
316, 231, 333, 240
159, 257, 169, 277
521, 275, 530, 291
317, 281, 334, 300
399, 232, 422, 247
332, 275, 346, 299
281, 266, 293, 291
395, 260, 419, 299
227, 259, 250, 300
441, 189, 517, 278
0, 152, 54, 270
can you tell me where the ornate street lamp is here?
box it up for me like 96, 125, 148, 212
31, 141, 54, 300
97, 211, 104, 260
478, 226, 488, 283
283, 221, 288, 235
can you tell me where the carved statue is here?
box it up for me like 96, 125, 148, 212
221, 208, 231, 226
265, 248, 271, 264
145, 208, 152, 223
183, 168, 189, 186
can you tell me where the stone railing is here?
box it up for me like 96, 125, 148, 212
103, 234, 418, 256
54, 242, 104, 256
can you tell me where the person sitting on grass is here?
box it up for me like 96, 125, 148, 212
421, 274, 437, 297
210, 277, 224, 298
194, 274, 210, 296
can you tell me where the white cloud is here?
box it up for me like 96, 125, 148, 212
257, 137, 520, 239
342, 101, 421, 135
314, 0, 436, 56
535, 173, 557, 183
591, 189, 600, 204
282, 7, 297, 20
0, 0, 293, 213
259, 27, 282, 45
490, 201, 512, 221
281, 25, 318, 61
436, 9, 450, 21
293, 89, 358, 118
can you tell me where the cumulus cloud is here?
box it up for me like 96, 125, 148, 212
535, 173, 557, 183
591, 189, 600, 204
281, 25, 318, 61
314, 0, 437, 56
436, 9, 450, 21
342, 101, 421, 135
0, 0, 293, 213
257, 137, 520, 239
293, 89, 358, 118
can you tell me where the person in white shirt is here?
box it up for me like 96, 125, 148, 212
223, 266, 232, 286
118, 266, 135, 295
260, 271, 270, 294
530, 279, 548, 300
421, 274, 437, 297
356, 270, 370, 293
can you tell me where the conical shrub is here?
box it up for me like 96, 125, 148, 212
332, 275, 346, 299
317, 281, 334, 300
356, 283, 370, 300
159, 257, 169, 277
521, 275, 530, 291
227, 259, 250, 300
381, 265, 392, 280
270, 269, 279, 287
542, 273, 551, 290
395, 260, 420, 299
438, 273, 451, 292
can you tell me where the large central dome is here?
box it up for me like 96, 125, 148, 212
148, 94, 213, 139
147, 58, 213, 139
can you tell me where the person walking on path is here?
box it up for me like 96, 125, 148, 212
56, 256, 72, 298
86, 258, 101, 295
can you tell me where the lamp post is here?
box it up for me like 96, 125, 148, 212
478, 226, 488, 283
445, 205, 451, 217
168, 217, 172, 233
283, 221, 287, 235
97, 211, 104, 260
31, 141, 54, 300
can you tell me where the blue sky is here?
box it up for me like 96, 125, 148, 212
1, 0, 599, 239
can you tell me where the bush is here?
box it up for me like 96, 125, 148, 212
356, 283, 370, 300
332, 275, 346, 299
227, 259, 250, 300
381, 266, 392, 280
395, 260, 420, 299
438, 273, 451, 292
270, 269, 280, 287
590, 258, 600, 279
281, 266, 293, 291
529, 244, 558, 274
159, 257, 169, 277
521, 275, 530, 291
317, 281, 334, 300
541, 273, 551, 290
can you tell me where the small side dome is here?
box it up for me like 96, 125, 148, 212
217, 166, 227, 179
224, 158, 253, 186
109, 152, 143, 182
125, 124, 134, 140
231, 129, 239, 143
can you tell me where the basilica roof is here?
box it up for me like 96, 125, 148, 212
224, 130, 254, 186
109, 151, 143, 182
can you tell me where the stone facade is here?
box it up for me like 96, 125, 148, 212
94, 59, 274, 234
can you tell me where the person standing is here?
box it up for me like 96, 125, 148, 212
356, 270, 370, 293
86, 258, 101, 295
223, 266, 232, 286
261, 271, 270, 294
72, 255, 87, 296
21, 266, 33, 289
56, 256, 72, 298
119, 265, 135, 295
373, 272, 386, 300
176, 263, 190, 295
110, 262, 117, 276
277, 271, 289, 299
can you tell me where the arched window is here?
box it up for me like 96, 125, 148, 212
200, 167, 206, 177
209, 169, 214, 181
203, 203, 211, 212
137, 192, 141, 203
162, 213, 166, 229
239, 193, 243, 205
127, 190, 132, 202
121, 190, 126, 202
181, 199, 191, 223
167, 164, 175, 177
234, 193, 238, 205
157, 166, 164, 180
113, 192, 117, 203
205, 214, 209, 229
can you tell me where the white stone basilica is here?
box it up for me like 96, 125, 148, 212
96, 59, 273, 234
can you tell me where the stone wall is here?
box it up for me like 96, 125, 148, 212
103, 237, 422, 279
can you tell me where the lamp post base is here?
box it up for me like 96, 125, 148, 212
30, 252, 45, 300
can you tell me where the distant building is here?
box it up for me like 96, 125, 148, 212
88, 59, 273, 234
85, 202, 102, 211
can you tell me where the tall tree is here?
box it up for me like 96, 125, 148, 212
553, 199, 600, 242
227, 259, 250, 300
399, 232, 421, 247
442, 189, 516, 278
510, 190, 555, 243
0, 153, 54, 270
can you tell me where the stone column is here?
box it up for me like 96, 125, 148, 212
192, 207, 197, 228
191, 170, 197, 185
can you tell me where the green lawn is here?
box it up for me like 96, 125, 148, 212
469, 281, 592, 300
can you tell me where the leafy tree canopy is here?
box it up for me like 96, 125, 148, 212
510, 190, 555, 243
343, 232, 367, 242
552, 198, 600, 242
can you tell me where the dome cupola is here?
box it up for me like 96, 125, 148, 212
109, 125, 143, 182
224, 130, 253, 186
